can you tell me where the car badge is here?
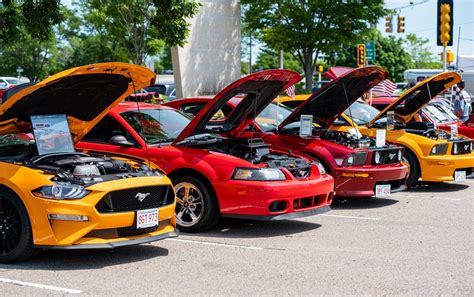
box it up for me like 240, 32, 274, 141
464, 144, 469, 151
389, 153, 396, 160
135, 192, 151, 202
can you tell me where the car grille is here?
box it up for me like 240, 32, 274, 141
372, 149, 402, 165
451, 141, 472, 155
95, 186, 174, 213
86, 219, 170, 239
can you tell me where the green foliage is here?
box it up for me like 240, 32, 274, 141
0, 0, 62, 42
405, 33, 442, 69
373, 33, 412, 82
154, 46, 173, 74
254, 48, 302, 73
242, 0, 386, 91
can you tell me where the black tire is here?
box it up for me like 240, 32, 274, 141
404, 150, 420, 188
0, 189, 35, 263
172, 176, 220, 232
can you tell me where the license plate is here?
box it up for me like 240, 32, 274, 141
454, 171, 466, 182
375, 184, 391, 198
136, 208, 159, 229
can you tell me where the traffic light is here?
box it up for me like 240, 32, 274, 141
437, 0, 453, 46
446, 49, 454, 64
397, 15, 405, 33
318, 65, 323, 73
357, 44, 366, 67
385, 15, 393, 33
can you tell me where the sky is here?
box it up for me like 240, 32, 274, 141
61, 0, 472, 58
377, 0, 473, 57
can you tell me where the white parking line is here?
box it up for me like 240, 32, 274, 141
320, 214, 381, 221
166, 238, 265, 250
390, 194, 461, 201
0, 277, 82, 294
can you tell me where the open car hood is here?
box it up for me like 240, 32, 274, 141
278, 66, 387, 129
369, 71, 461, 126
174, 69, 301, 143
0, 62, 155, 143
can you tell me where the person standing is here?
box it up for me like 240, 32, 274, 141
452, 81, 472, 121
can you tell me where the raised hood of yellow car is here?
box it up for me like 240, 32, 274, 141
0, 62, 155, 143
369, 71, 461, 126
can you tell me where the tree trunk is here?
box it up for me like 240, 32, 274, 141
303, 51, 314, 93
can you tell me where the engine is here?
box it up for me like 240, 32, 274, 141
318, 130, 374, 148
29, 153, 160, 185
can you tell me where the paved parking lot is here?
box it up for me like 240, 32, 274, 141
1, 180, 472, 295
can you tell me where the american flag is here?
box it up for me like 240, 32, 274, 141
285, 84, 296, 98
371, 79, 397, 96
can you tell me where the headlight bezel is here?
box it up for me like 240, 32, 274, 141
430, 143, 448, 155
232, 167, 287, 181
32, 182, 90, 200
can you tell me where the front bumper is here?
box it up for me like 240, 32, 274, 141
213, 171, 334, 218
26, 177, 177, 248
222, 205, 331, 220
333, 163, 408, 197
420, 153, 474, 182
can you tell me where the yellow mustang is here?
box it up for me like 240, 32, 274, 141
278, 72, 473, 187
0, 63, 177, 263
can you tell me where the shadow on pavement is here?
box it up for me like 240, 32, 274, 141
411, 182, 469, 192
187, 219, 321, 239
331, 197, 398, 210
1, 245, 168, 271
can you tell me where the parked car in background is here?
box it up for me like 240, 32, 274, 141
0, 63, 178, 263
166, 67, 409, 198
145, 82, 176, 100
77, 70, 334, 232
331, 72, 474, 187
0, 76, 21, 89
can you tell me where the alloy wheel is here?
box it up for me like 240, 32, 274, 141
174, 182, 205, 227
0, 197, 22, 256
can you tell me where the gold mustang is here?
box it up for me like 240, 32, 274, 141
0, 63, 177, 263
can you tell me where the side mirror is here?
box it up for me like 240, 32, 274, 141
109, 135, 135, 147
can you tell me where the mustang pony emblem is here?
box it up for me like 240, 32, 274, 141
389, 153, 396, 160
135, 192, 151, 202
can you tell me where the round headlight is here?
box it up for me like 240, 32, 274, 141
346, 156, 354, 166
453, 143, 458, 154
398, 150, 402, 161
374, 151, 381, 164
431, 146, 437, 154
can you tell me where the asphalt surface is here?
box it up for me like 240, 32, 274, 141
1, 180, 472, 296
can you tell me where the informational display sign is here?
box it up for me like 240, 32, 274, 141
31, 114, 75, 155
299, 115, 313, 136
365, 40, 376, 61
450, 124, 458, 139
376, 129, 386, 147
387, 111, 395, 130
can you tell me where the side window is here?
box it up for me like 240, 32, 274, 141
83, 116, 137, 145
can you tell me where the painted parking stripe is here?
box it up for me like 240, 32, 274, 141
391, 194, 461, 201
0, 278, 82, 294
320, 214, 381, 221
166, 238, 266, 250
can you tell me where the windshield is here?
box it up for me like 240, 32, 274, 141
423, 103, 458, 123
5, 78, 20, 84
343, 101, 380, 125
256, 102, 292, 131
121, 108, 191, 144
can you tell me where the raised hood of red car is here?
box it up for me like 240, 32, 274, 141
174, 69, 302, 143
278, 66, 387, 129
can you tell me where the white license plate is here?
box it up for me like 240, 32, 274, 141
136, 208, 159, 229
375, 184, 391, 198
454, 171, 466, 182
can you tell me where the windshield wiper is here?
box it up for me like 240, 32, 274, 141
148, 138, 175, 144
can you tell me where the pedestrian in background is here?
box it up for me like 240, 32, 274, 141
452, 81, 472, 121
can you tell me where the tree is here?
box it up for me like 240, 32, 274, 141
0, 0, 62, 43
76, 0, 199, 65
405, 33, 442, 69
254, 48, 302, 72
242, 0, 386, 91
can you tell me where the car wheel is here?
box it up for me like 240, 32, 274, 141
403, 150, 420, 188
0, 189, 35, 263
173, 176, 219, 232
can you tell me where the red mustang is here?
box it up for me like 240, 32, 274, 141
166, 67, 408, 198
77, 70, 334, 232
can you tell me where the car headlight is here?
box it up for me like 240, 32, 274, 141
374, 151, 381, 164
313, 161, 326, 174
232, 167, 286, 181
430, 143, 448, 155
336, 152, 368, 167
32, 182, 90, 200
398, 149, 403, 161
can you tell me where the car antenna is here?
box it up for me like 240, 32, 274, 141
128, 72, 151, 168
